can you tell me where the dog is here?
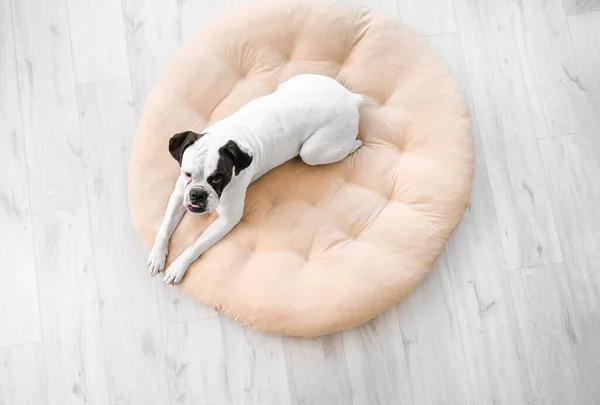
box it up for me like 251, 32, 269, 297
147, 74, 364, 284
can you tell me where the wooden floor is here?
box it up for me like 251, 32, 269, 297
1, 0, 600, 403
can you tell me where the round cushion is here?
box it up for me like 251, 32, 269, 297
129, 0, 473, 336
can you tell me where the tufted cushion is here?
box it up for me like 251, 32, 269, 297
129, 0, 473, 336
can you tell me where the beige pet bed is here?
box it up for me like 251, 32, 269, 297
129, 0, 473, 336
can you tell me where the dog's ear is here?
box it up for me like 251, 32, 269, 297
219, 140, 253, 175
168, 131, 204, 165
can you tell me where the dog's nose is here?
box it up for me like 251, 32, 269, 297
189, 188, 207, 204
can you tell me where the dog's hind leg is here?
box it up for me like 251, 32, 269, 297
349, 139, 363, 154
299, 123, 362, 166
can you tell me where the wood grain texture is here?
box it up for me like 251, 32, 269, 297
443, 134, 533, 405
509, 264, 600, 405
538, 134, 600, 325
396, 0, 457, 35
162, 318, 231, 405
568, 10, 600, 128
434, 28, 532, 402
155, 283, 218, 325
0, 0, 41, 349
396, 259, 472, 405
283, 334, 353, 405
536, 129, 600, 404
508, 0, 585, 137
76, 78, 170, 404
11, 0, 87, 212
121, 0, 181, 112
563, 0, 600, 15
0, 344, 48, 405
32, 208, 109, 405
66, 0, 129, 83
453, 0, 562, 270
219, 316, 292, 405
342, 308, 412, 405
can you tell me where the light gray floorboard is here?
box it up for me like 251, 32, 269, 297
508, 0, 586, 137
431, 29, 532, 405
509, 264, 600, 405
452, 0, 562, 270
219, 316, 292, 405
77, 78, 170, 404
562, 0, 600, 15
32, 208, 109, 405
66, 0, 130, 84
121, 0, 181, 112
568, 10, 600, 127
396, 259, 472, 405
162, 318, 231, 405
443, 132, 533, 405
539, 133, 600, 330
0, 344, 48, 405
11, 0, 87, 212
3, 0, 600, 404
343, 308, 413, 405
0, 0, 41, 349
283, 334, 353, 405
155, 284, 218, 325
397, 0, 456, 35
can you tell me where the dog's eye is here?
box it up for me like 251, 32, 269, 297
184, 172, 192, 178
210, 176, 222, 184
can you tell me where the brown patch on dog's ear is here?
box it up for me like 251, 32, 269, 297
219, 140, 253, 175
168, 131, 204, 165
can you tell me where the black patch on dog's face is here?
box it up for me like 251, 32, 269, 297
206, 153, 234, 197
206, 141, 253, 197
168, 131, 205, 165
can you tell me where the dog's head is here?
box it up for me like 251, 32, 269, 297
168, 131, 253, 214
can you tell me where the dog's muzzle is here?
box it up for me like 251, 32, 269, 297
186, 187, 208, 213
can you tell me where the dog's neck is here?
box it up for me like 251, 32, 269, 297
203, 122, 259, 175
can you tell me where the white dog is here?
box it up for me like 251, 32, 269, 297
148, 74, 364, 284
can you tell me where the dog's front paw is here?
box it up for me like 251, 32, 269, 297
163, 258, 190, 285
147, 245, 167, 276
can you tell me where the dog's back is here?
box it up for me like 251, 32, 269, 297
276, 74, 364, 105
208, 74, 363, 180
